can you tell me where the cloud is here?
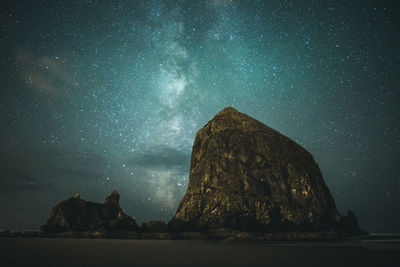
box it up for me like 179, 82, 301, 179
13, 45, 77, 96
126, 145, 190, 174
0, 148, 110, 192
36, 56, 77, 84
20, 70, 61, 94
125, 145, 190, 212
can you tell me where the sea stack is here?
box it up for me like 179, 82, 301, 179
169, 107, 362, 235
41, 190, 139, 233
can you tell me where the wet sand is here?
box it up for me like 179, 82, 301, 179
1, 237, 399, 267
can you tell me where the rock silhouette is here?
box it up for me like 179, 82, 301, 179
340, 210, 366, 236
40, 190, 139, 233
141, 220, 168, 233
169, 107, 360, 235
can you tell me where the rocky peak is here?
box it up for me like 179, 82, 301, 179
170, 107, 362, 235
104, 189, 120, 209
204, 106, 270, 133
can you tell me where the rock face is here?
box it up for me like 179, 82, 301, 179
170, 107, 356, 234
40, 190, 139, 233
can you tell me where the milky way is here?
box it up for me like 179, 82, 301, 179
0, 1, 399, 232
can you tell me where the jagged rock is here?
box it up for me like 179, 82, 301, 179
169, 107, 363, 236
104, 190, 122, 209
141, 220, 168, 233
40, 190, 139, 233
108, 211, 139, 231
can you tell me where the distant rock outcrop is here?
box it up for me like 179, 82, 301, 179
40, 190, 139, 233
141, 220, 168, 233
169, 107, 363, 236
340, 210, 366, 236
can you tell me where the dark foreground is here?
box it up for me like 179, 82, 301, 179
1, 236, 399, 267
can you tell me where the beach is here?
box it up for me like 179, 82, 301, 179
1, 236, 399, 266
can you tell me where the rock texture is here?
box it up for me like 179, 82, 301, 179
170, 107, 360, 234
40, 190, 139, 233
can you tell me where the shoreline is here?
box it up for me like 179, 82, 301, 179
1, 229, 394, 242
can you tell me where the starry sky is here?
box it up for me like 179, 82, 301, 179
0, 0, 399, 233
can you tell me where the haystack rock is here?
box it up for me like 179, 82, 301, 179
169, 107, 362, 235
41, 190, 139, 233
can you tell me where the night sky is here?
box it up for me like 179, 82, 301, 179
0, 0, 399, 233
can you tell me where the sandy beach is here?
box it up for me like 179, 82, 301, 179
1, 236, 399, 267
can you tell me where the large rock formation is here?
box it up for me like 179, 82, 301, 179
169, 107, 361, 235
41, 190, 139, 233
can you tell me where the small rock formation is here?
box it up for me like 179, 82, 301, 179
40, 190, 139, 233
340, 210, 367, 236
169, 107, 363, 236
141, 220, 168, 233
